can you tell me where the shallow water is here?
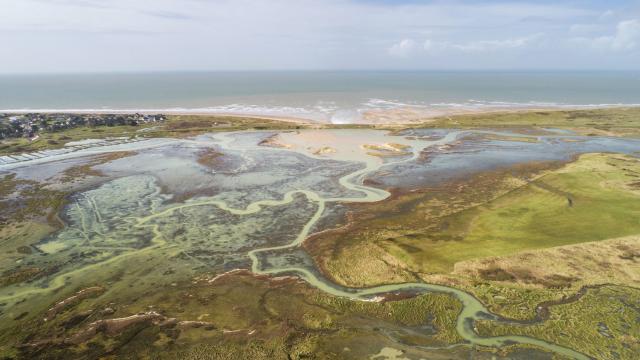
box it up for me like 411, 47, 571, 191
3, 129, 640, 358
372, 129, 640, 189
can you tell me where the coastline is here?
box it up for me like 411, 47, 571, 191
3, 104, 638, 125
1, 109, 316, 125
3, 106, 640, 157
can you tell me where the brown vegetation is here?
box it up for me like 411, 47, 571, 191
44, 286, 105, 322
453, 235, 640, 289
59, 151, 134, 183
196, 148, 224, 169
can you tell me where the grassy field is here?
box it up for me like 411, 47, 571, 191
308, 153, 640, 284
416, 107, 640, 137
443, 234, 640, 321
455, 234, 640, 291
401, 153, 640, 272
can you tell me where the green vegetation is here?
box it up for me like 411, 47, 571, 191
413, 107, 640, 137
0, 161, 469, 359
149, 114, 308, 136
476, 285, 640, 360
401, 153, 640, 272
3, 118, 640, 359
2, 266, 465, 359
0, 124, 143, 155
306, 160, 559, 284
462, 283, 569, 321
314, 291, 463, 345
4, 265, 562, 359
0, 115, 308, 155
310, 153, 640, 282
450, 233, 640, 321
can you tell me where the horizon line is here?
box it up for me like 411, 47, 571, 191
1, 68, 640, 76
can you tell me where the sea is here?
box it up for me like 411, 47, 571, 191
1, 71, 639, 123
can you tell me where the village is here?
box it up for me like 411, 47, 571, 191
0, 113, 166, 140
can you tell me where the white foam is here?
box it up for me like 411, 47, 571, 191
329, 109, 362, 124
2, 100, 639, 125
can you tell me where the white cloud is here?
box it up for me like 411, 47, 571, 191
599, 9, 615, 21
388, 39, 416, 57
423, 39, 449, 53
573, 19, 640, 52
0, 0, 636, 72
453, 34, 543, 52
421, 34, 543, 54
609, 20, 640, 51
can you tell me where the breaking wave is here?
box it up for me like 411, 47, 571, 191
3, 99, 639, 124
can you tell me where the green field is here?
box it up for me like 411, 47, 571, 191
417, 107, 640, 137
310, 153, 640, 282
392, 153, 640, 273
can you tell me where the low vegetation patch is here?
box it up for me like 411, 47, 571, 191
416, 107, 640, 137
476, 285, 640, 360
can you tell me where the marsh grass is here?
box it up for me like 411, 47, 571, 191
475, 285, 640, 359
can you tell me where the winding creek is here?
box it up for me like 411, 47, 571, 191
6, 128, 640, 358
163, 130, 591, 359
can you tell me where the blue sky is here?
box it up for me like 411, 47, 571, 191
0, 0, 638, 72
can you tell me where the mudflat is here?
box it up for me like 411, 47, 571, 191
1, 108, 640, 359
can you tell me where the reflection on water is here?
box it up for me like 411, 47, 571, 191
372, 129, 640, 189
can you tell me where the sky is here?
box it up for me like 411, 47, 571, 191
0, 0, 639, 73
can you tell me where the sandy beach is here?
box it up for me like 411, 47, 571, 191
0, 105, 613, 126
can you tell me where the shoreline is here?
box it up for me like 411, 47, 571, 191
1, 110, 317, 125
3, 104, 639, 125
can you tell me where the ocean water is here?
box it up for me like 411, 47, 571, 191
1, 71, 639, 123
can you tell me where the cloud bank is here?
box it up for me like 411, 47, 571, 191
0, 0, 638, 72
